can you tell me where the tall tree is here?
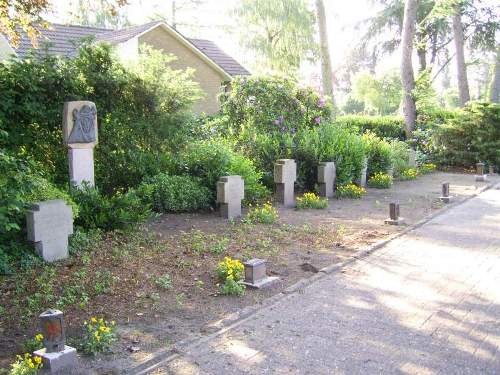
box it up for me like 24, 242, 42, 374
452, 3, 470, 105
233, 0, 317, 75
400, 0, 419, 137
315, 0, 334, 105
490, 47, 500, 103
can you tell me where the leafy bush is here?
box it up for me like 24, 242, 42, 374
176, 139, 269, 204
71, 186, 151, 231
362, 132, 393, 177
138, 173, 210, 213
216, 257, 245, 296
432, 102, 500, 167
368, 172, 393, 189
419, 163, 437, 174
335, 115, 406, 140
244, 202, 279, 224
80, 317, 116, 356
296, 192, 328, 209
336, 183, 366, 199
399, 168, 419, 180
389, 140, 411, 177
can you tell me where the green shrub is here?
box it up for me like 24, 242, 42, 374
71, 186, 151, 231
216, 257, 245, 296
399, 168, 419, 180
69, 228, 103, 255
176, 139, 269, 204
296, 192, 329, 209
389, 140, 411, 177
244, 202, 279, 224
334, 115, 406, 140
138, 173, 210, 213
419, 163, 437, 174
80, 317, 116, 356
155, 274, 173, 290
362, 132, 393, 178
432, 102, 500, 167
367, 172, 393, 189
336, 183, 366, 199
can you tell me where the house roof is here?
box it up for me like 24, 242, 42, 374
9, 21, 250, 77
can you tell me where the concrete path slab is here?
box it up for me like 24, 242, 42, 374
150, 186, 500, 374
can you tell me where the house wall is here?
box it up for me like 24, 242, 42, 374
138, 27, 226, 114
0, 35, 16, 60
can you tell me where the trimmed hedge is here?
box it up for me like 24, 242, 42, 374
335, 115, 406, 140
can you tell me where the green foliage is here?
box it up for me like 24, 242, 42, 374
362, 132, 393, 177
335, 115, 406, 140
176, 139, 269, 204
296, 192, 329, 209
8, 353, 42, 375
341, 95, 365, 114
244, 202, 279, 224
352, 70, 402, 115
71, 186, 151, 231
399, 168, 419, 180
335, 183, 366, 199
155, 274, 173, 290
433, 102, 500, 166
389, 140, 411, 177
419, 163, 437, 174
216, 257, 245, 296
80, 317, 116, 356
367, 172, 393, 189
68, 228, 103, 255
138, 174, 210, 213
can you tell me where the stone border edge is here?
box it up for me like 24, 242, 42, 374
130, 181, 497, 375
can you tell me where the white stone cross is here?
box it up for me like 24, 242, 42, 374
217, 176, 245, 219
318, 162, 336, 198
26, 200, 73, 262
274, 159, 297, 207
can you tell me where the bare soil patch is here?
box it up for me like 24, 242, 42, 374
0, 172, 496, 373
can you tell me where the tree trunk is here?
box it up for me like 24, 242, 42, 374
489, 48, 500, 103
452, 9, 470, 106
315, 0, 335, 106
400, 0, 418, 137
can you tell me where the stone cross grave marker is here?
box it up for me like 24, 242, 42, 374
274, 159, 296, 207
440, 182, 451, 203
63, 101, 98, 187
243, 258, 279, 289
217, 175, 244, 219
26, 200, 73, 262
385, 202, 405, 225
356, 157, 368, 188
475, 162, 487, 182
318, 162, 336, 198
34, 309, 77, 373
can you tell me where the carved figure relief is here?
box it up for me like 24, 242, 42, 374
67, 104, 97, 144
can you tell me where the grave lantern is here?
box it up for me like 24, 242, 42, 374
40, 309, 65, 353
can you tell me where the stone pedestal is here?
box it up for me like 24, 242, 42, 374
63, 101, 98, 188
34, 346, 77, 374
243, 258, 279, 289
408, 149, 417, 168
475, 162, 487, 182
274, 159, 296, 207
318, 162, 336, 198
385, 202, 404, 225
217, 176, 244, 219
356, 157, 368, 188
440, 182, 451, 203
488, 165, 495, 175
26, 200, 73, 262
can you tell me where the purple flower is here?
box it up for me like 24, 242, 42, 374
274, 115, 284, 126
318, 97, 327, 108
314, 116, 321, 124
290, 127, 296, 134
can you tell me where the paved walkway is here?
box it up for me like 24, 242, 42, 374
152, 187, 500, 374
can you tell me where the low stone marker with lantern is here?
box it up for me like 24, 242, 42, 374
217, 175, 244, 219
475, 162, 487, 182
384, 202, 405, 225
440, 182, 452, 203
274, 159, 296, 207
63, 101, 98, 188
318, 162, 336, 198
26, 200, 73, 262
34, 309, 77, 373
242, 258, 279, 289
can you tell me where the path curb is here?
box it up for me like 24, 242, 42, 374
130, 180, 498, 374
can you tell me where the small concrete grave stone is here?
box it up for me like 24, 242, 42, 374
440, 182, 451, 203
34, 309, 77, 374
243, 258, 279, 289
408, 149, 417, 168
26, 200, 73, 262
217, 175, 244, 219
489, 165, 495, 175
356, 157, 368, 187
318, 162, 336, 198
385, 202, 405, 225
475, 162, 487, 182
274, 159, 296, 207
63, 101, 98, 187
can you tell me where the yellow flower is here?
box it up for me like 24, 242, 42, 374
34, 356, 42, 364
91, 317, 97, 323
35, 333, 44, 342
111, 321, 116, 326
